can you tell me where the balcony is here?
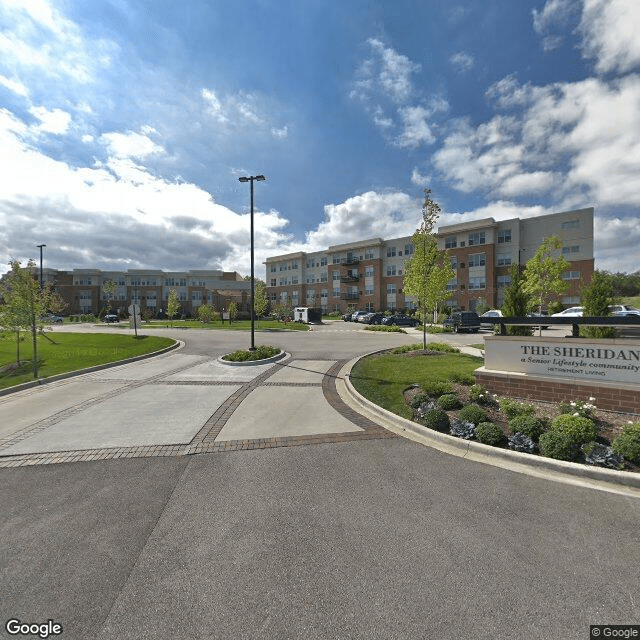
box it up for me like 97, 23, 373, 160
340, 273, 360, 283
344, 257, 359, 265
340, 292, 360, 300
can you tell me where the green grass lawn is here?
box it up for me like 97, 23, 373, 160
143, 319, 309, 331
0, 332, 175, 389
350, 349, 483, 419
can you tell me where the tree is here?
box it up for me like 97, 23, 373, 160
228, 301, 238, 321
581, 270, 616, 338
103, 280, 117, 312
403, 189, 455, 349
253, 280, 269, 319
523, 235, 570, 335
196, 304, 216, 323
167, 289, 180, 326
475, 296, 489, 316
0, 259, 57, 378
501, 265, 532, 336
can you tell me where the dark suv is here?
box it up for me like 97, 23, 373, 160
443, 311, 480, 333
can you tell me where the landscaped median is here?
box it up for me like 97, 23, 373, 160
342, 343, 640, 492
0, 332, 177, 391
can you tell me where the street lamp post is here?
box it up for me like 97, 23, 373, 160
238, 175, 266, 351
36, 244, 46, 289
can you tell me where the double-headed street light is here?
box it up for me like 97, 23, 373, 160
238, 174, 266, 351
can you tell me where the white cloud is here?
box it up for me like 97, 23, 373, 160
367, 38, 420, 104
450, 51, 475, 73
593, 214, 640, 272
532, 0, 578, 51
99, 130, 165, 160
271, 125, 288, 139
410, 168, 431, 186
0, 74, 28, 97
395, 106, 435, 147
29, 105, 71, 135
580, 0, 640, 73
303, 191, 421, 250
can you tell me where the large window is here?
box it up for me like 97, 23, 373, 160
365, 266, 374, 277
386, 265, 397, 276
469, 277, 486, 290
562, 245, 580, 254
498, 275, 512, 287
561, 220, 580, 229
445, 236, 457, 249
386, 246, 396, 257
497, 229, 511, 243
468, 253, 486, 267
468, 231, 486, 246
387, 283, 396, 294
497, 253, 512, 266
562, 270, 581, 280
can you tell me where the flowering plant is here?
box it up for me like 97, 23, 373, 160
558, 397, 596, 419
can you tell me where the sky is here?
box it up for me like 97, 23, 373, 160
1, 0, 639, 277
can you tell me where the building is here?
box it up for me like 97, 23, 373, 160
265, 207, 594, 313
14, 268, 251, 317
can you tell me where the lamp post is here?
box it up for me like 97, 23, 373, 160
238, 174, 266, 351
36, 244, 46, 289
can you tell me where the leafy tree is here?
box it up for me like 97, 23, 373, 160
228, 301, 238, 321
501, 265, 532, 336
475, 296, 489, 316
196, 304, 216, 323
167, 289, 180, 326
523, 236, 570, 313
253, 280, 269, 319
103, 280, 117, 312
580, 270, 616, 338
0, 259, 58, 377
403, 189, 455, 348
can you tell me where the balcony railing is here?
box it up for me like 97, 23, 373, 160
340, 292, 360, 300
340, 274, 360, 283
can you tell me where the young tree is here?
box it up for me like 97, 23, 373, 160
403, 189, 455, 348
253, 280, 269, 319
0, 259, 55, 377
103, 280, 117, 312
502, 265, 532, 336
581, 270, 616, 338
196, 304, 216, 323
167, 289, 180, 326
523, 235, 570, 335
228, 301, 238, 322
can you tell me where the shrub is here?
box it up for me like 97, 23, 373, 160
498, 398, 536, 418
364, 325, 406, 333
448, 371, 475, 385
436, 393, 462, 410
426, 342, 460, 353
476, 422, 505, 447
509, 415, 546, 442
457, 403, 488, 425
392, 343, 424, 354
539, 414, 598, 461
422, 408, 450, 432
223, 345, 280, 362
611, 422, 640, 464
421, 380, 454, 397
558, 398, 597, 419
410, 392, 429, 409
468, 384, 492, 404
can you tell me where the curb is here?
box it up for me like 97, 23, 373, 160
217, 350, 289, 367
339, 351, 640, 497
0, 339, 183, 397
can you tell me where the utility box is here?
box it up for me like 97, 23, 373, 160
293, 307, 322, 323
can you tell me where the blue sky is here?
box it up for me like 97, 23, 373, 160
1, 0, 639, 276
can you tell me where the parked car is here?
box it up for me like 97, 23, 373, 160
362, 312, 384, 325
551, 306, 583, 317
443, 311, 481, 333
479, 309, 503, 328
381, 314, 419, 327
103, 314, 119, 323
348, 310, 368, 322
527, 310, 549, 329
609, 304, 640, 316
42, 314, 64, 323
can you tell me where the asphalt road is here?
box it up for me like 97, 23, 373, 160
1, 322, 639, 640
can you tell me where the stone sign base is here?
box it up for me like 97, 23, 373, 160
474, 368, 640, 414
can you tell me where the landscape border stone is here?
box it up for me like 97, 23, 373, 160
339, 350, 640, 496
217, 350, 289, 366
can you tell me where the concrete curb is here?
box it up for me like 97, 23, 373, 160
217, 350, 289, 366
339, 350, 640, 497
0, 339, 183, 397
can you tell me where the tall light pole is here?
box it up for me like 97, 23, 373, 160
238, 174, 266, 351
36, 244, 46, 289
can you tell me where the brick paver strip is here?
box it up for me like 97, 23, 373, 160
0, 358, 397, 467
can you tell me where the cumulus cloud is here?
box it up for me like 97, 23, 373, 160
580, 0, 640, 73
395, 106, 435, 147
365, 38, 421, 104
28, 105, 72, 135
532, 0, 579, 51
449, 51, 475, 73
99, 130, 165, 160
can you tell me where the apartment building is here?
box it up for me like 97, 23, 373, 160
29, 268, 250, 317
265, 207, 594, 313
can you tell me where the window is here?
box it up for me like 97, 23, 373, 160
320, 257, 327, 266
404, 244, 414, 255
469, 277, 486, 290
320, 272, 328, 282
497, 253, 512, 266
270, 279, 276, 287
405, 300, 416, 310
498, 275, 512, 287
445, 236, 457, 249
291, 277, 298, 284
468, 231, 486, 246
332, 270, 340, 280
386, 246, 396, 257
387, 283, 396, 294
446, 279, 457, 291
365, 249, 375, 260
332, 287, 340, 298
292, 291, 299, 300
386, 264, 396, 276
365, 266, 374, 277
387, 301, 397, 311
365, 285, 374, 295
321, 289, 328, 299
562, 245, 580, 254
192, 292, 201, 301
561, 220, 580, 229
450, 256, 458, 269
497, 229, 512, 243
468, 253, 486, 267
562, 270, 581, 280
332, 254, 341, 264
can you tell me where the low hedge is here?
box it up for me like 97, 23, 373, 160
436, 393, 462, 410
509, 415, 546, 442
475, 422, 505, 447
223, 345, 281, 362
457, 403, 488, 425
422, 408, 450, 432
539, 414, 598, 461
612, 422, 640, 464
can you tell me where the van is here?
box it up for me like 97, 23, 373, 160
443, 311, 480, 333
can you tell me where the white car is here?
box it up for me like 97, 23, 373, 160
479, 309, 503, 328
609, 304, 640, 316
551, 306, 583, 317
